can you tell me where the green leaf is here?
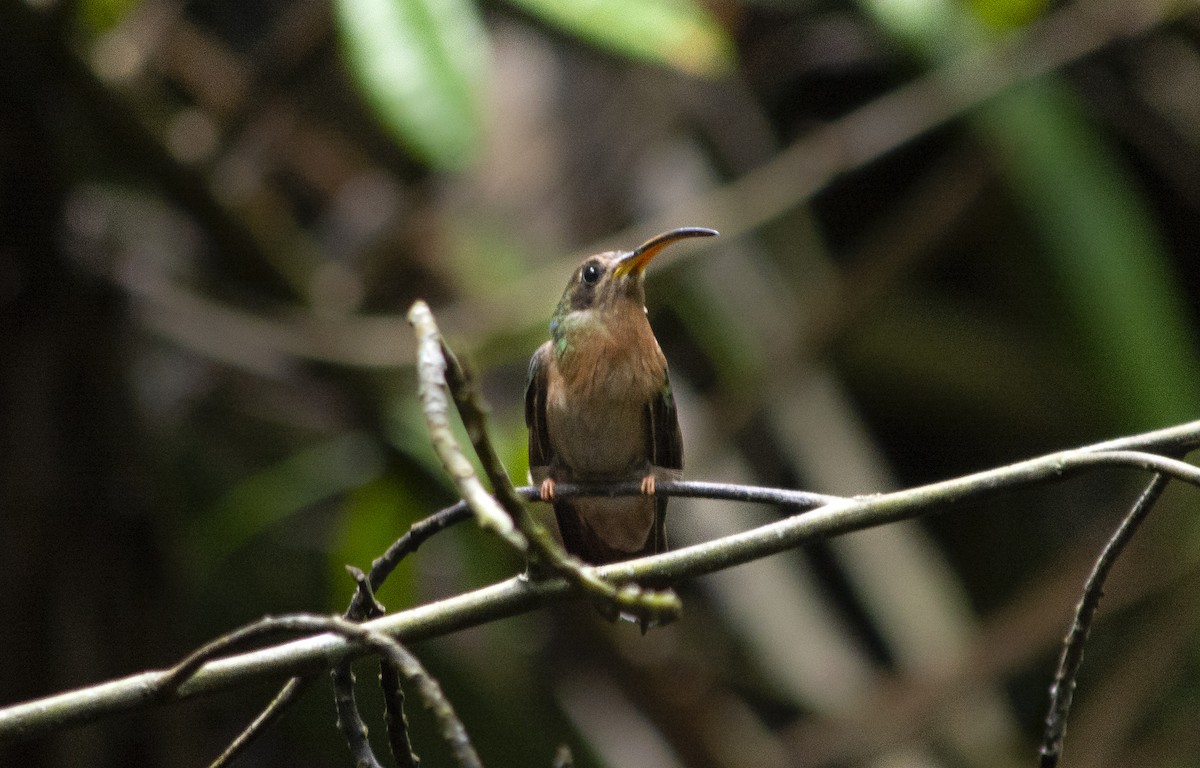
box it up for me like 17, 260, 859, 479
858, 0, 1200, 431
968, 0, 1047, 30
328, 474, 421, 610
507, 0, 735, 77
335, 0, 490, 169
76, 0, 141, 35
978, 82, 1200, 430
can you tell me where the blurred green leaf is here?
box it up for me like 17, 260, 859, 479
76, 0, 141, 35
506, 0, 736, 77
967, 0, 1046, 30
858, 0, 1200, 432
979, 81, 1200, 429
386, 392, 461, 482
334, 0, 490, 169
670, 290, 766, 393
188, 432, 384, 573
862, 0, 975, 56
328, 473, 421, 610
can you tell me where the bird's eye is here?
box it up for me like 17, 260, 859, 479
581, 263, 603, 285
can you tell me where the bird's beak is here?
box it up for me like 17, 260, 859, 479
612, 227, 718, 278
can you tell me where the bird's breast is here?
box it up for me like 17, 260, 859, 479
546, 335, 664, 479
546, 385, 647, 477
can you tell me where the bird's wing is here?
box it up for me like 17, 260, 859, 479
525, 342, 554, 476
647, 371, 683, 472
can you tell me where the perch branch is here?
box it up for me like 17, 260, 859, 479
209, 473, 833, 765
3, 428, 1200, 742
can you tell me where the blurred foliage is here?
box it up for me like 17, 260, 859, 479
334, 0, 490, 168
969, 0, 1048, 30
4, 0, 1200, 766
333, 0, 734, 169
505, 0, 736, 77
981, 81, 1200, 430
188, 430, 383, 575
77, 0, 141, 34
859, 0, 1200, 432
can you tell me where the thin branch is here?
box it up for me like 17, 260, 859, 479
1038, 471, 1175, 767
3, 431, 1200, 741
551, 480, 841, 509
331, 661, 384, 768
1048, 450, 1200, 487
316, 616, 483, 768
155, 620, 304, 696
330, 567, 390, 768
211, 477, 840, 764
381, 654, 420, 768
368, 502, 476, 592
211, 475, 840, 765
207, 677, 314, 768
347, 566, 421, 768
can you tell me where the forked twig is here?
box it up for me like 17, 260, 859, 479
169, 615, 480, 768
407, 301, 524, 549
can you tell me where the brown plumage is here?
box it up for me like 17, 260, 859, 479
525, 227, 716, 564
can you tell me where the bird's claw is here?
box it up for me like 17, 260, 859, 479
640, 475, 656, 495
539, 477, 556, 501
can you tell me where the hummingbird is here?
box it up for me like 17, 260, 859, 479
525, 227, 717, 565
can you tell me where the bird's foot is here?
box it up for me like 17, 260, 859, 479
640, 475, 656, 495
539, 477, 556, 501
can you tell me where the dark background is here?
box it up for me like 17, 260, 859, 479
4, 0, 1200, 766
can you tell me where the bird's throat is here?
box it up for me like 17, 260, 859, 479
551, 307, 665, 403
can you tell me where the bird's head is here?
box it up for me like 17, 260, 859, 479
549, 227, 717, 349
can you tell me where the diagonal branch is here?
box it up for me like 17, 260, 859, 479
1038, 470, 1175, 767
206, 677, 315, 768
2, 430, 1200, 742
407, 301, 524, 549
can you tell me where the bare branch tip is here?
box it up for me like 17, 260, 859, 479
405, 300, 431, 326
